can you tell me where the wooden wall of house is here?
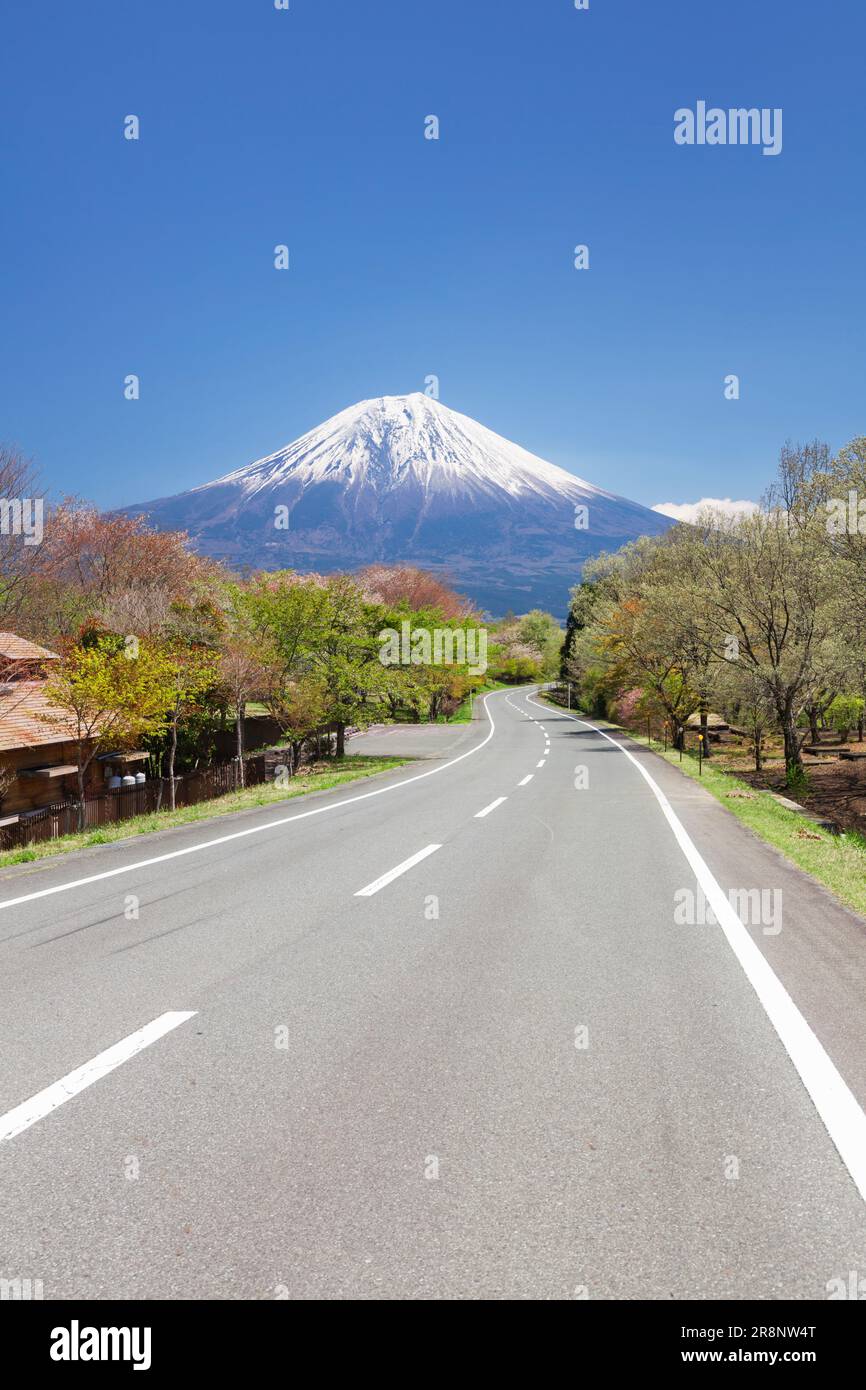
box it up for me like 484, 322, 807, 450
0, 742, 102, 815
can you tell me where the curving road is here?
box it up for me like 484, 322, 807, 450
1, 686, 866, 1299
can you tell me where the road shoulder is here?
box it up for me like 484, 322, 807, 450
536, 694, 866, 1117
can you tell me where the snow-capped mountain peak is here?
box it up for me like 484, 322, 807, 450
202, 394, 611, 506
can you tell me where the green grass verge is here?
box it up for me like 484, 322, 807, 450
538, 695, 866, 920
0, 756, 410, 871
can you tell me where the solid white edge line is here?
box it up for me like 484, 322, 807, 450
475, 797, 507, 819
0, 1011, 197, 1146
526, 690, 866, 1205
354, 843, 441, 898
0, 689, 520, 914
518, 775, 533, 787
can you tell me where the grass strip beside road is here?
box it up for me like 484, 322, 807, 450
539, 696, 866, 921
0, 756, 410, 871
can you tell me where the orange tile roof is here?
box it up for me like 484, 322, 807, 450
0, 632, 60, 662
0, 680, 78, 753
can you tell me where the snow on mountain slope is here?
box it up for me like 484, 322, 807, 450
204, 394, 609, 506
120, 394, 672, 615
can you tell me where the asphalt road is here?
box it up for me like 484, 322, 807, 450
2, 686, 866, 1300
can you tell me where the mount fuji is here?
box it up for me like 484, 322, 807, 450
121, 394, 673, 614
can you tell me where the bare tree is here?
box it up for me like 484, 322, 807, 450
0, 445, 45, 631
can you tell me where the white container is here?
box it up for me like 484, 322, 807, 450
121, 775, 136, 787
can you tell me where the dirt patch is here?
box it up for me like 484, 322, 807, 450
709, 737, 866, 837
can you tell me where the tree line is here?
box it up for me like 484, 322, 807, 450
561, 436, 866, 788
0, 452, 565, 817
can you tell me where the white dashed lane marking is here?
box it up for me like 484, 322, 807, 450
0, 1012, 197, 1147
355, 844, 442, 898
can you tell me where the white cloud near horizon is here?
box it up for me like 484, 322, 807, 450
651, 497, 761, 524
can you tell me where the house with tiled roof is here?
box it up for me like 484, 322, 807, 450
0, 633, 61, 665
0, 635, 93, 818
0, 633, 152, 821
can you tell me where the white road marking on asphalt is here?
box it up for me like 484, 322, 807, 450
0, 689, 522, 914
537, 759, 546, 768
518, 775, 533, 786
0, 1011, 197, 1146
475, 797, 507, 818
354, 844, 441, 897
503, 695, 529, 718
526, 690, 866, 1206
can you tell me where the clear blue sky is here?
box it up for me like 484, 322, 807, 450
1, 0, 863, 512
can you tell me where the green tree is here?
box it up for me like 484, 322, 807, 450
218, 586, 266, 787
265, 675, 329, 773
42, 638, 172, 827
158, 643, 220, 810
581, 538, 705, 749
243, 573, 387, 757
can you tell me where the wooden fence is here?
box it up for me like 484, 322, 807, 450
0, 758, 269, 854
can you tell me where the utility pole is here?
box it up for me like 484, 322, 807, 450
567, 682, 572, 711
